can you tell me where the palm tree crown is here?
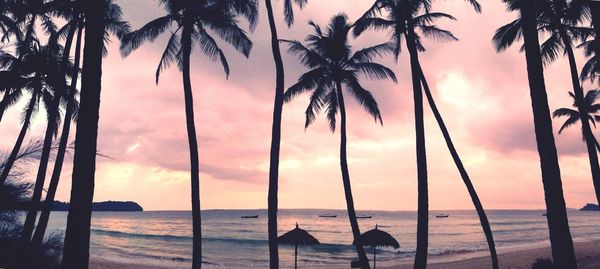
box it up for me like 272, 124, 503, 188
120, 0, 257, 83
493, 0, 592, 65
282, 14, 396, 129
353, 0, 462, 60
554, 90, 600, 135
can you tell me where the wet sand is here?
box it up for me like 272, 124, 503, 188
90, 240, 600, 269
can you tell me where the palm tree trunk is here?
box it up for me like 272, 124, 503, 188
181, 23, 203, 269
265, 0, 284, 268
0, 89, 10, 122
559, 29, 600, 207
60, 1, 106, 268
335, 82, 371, 269
519, 1, 577, 268
20, 96, 59, 242
0, 93, 37, 186
417, 65, 499, 269
32, 21, 83, 250
405, 22, 429, 269
591, 2, 600, 56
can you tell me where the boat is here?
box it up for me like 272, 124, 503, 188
356, 215, 372, 219
318, 214, 337, 218
435, 214, 449, 218
241, 215, 259, 219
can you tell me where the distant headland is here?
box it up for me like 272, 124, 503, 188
51, 201, 143, 212
580, 203, 600, 211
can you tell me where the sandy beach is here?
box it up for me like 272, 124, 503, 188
89, 240, 600, 269
380, 240, 600, 269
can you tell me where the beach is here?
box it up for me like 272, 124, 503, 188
41, 209, 600, 268
382, 240, 600, 269
90, 240, 600, 269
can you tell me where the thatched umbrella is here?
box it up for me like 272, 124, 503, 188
354, 224, 399, 269
277, 223, 320, 269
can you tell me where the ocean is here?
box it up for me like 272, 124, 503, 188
41, 209, 600, 268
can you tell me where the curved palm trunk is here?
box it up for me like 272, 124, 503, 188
32, 22, 83, 250
181, 24, 203, 269
0, 93, 37, 186
519, 1, 577, 268
336, 83, 371, 269
417, 65, 499, 269
0, 90, 10, 122
559, 30, 600, 207
405, 24, 429, 269
265, 0, 284, 268
61, 1, 105, 268
20, 97, 59, 242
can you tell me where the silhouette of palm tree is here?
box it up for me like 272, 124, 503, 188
283, 14, 397, 269
554, 90, 600, 149
0, 2, 22, 122
19, 35, 73, 245
59, 0, 127, 267
497, 0, 600, 212
263, 0, 307, 268
577, 0, 599, 84
354, 1, 490, 268
120, 1, 257, 267
0, 39, 60, 188
494, 0, 577, 268
31, 0, 128, 252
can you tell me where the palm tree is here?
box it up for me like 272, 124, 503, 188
19, 36, 72, 243
263, 0, 307, 267
554, 90, 600, 146
354, 1, 490, 268
31, 0, 128, 250
282, 14, 397, 269
60, 0, 107, 267
494, 0, 577, 267
496, 0, 600, 208
0, 2, 22, 123
31, 17, 83, 252
120, 1, 257, 268
0, 38, 58, 188
579, 0, 599, 84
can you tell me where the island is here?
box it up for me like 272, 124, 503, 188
580, 203, 600, 211
51, 201, 143, 212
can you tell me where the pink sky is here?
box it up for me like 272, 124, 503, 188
1, 0, 598, 211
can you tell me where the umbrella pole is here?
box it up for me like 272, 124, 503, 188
373, 246, 376, 269
295, 243, 298, 269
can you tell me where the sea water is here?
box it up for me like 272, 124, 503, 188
42, 209, 600, 268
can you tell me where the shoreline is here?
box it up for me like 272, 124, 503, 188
89, 239, 600, 269
379, 240, 600, 269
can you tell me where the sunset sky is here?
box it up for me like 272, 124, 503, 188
1, 0, 598, 211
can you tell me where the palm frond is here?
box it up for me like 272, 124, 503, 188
284, 67, 325, 103
196, 30, 230, 77
553, 107, 580, 118
418, 24, 458, 42
493, 18, 522, 52
349, 42, 395, 64
344, 75, 383, 125
280, 39, 326, 68
120, 15, 174, 57
352, 62, 397, 82
155, 32, 181, 84
325, 90, 338, 132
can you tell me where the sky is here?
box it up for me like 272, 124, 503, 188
1, 0, 598, 211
